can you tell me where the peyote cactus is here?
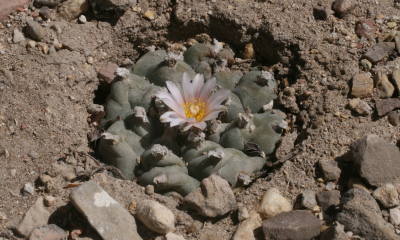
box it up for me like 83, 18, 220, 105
96, 40, 285, 196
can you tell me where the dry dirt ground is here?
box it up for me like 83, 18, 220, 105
0, 0, 400, 239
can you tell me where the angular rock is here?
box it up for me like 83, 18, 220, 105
39, 7, 50, 20
26, 21, 46, 41
350, 135, 400, 187
231, 212, 262, 240
390, 208, 400, 226
44, 196, 56, 207
363, 42, 396, 63
375, 73, 394, 98
319, 160, 341, 181
388, 111, 400, 126
69, 180, 142, 240
7, 197, 51, 237
356, 19, 376, 39
13, 29, 25, 44
372, 183, 399, 208
348, 98, 372, 115
28, 224, 67, 240
35, 0, 65, 7
301, 190, 317, 210
313, 7, 333, 21
0, 0, 30, 21
62, 40, 79, 51
316, 190, 341, 213
58, 0, 90, 21
262, 210, 322, 240
136, 200, 175, 234
98, 62, 118, 90
351, 73, 373, 98
258, 188, 292, 219
320, 222, 349, 240
332, 0, 357, 18
184, 174, 237, 217
337, 188, 400, 239
89, 0, 137, 18
376, 98, 400, 116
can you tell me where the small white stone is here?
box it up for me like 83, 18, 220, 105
44, 196, 56, 206
263, 100, 274, 111
136, 200, 175, 234
10, 169, 16, 177
258, 188, 292, 219
13, 29, 25, 43
238, 204, 250, 222
390, 208, 400, 226
87, 56, 94, 64
373, 183, 399, 208
79, 15, 87, 23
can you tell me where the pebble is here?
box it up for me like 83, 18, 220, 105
195, 33, 212, 43
320, 222, 349, 240
44, 196, 56, 206
395, 35, 400, 57
70, 180, 142, 240
87, 56, 94, 64
375, 73, 394, 98
316, 190, 341, 213
184, 174, 237, 217
337, 188, 399, 239
0, 68, 12, 82
37, 42, 49, 54
318, 160, 341, 181
360, 59, 372, 71
351, 73, 373, 98
165, 232, 185, 240
351, 135, 400, 187
262, 211, 322, 240
78, 15, 87, 23
313, 7, 332, 21
372, 184, 399, 208
89, 0, 136, 18
390, 208, 400, 226
39, 7, 50, 20
32, 12, 39, 18
231, 212, 262, 240
332, 0, 358, 18
87, 104, 104, 114
375, 98, 400, 116
24, 182, 35, 195
238, 204, 250, 222
35, 0, 65, 7
51, 23, 62, 34
145, 185, 154, 195
98, 62, 118, 90
10, 169, 16, 177
13, 29, 25, 43
258, 188, 292, 219
243, 43, 255, 59
388, 111, 400, 126
136, 200, 175, 234
58, 0, 90, 21
27, 40, 37, 48
355, 19, 376, 39
26, 20, 46, 41
143, 10, 155, 20
28, 224, 67, 240
348, 98, 372, 115
324, 182, 336, 191
7, 197, 51, 237
28, 151, 39, 159
363, 42, 396, 63
301, 189, 317, 210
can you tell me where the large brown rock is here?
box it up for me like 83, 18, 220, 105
351, 73, 373, 98
0, 0, 31, 21
184, 174, 237, 217
375, 98, 400, 116
337, 189, 400, 240
350, 135, 400, 187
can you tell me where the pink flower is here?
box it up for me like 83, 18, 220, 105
155, 73, 230, 131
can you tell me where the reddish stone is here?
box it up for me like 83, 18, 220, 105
17, 7, 25, 12
32, 12, 39, 18
98, 62, 118, 91
355, 19, 376, 39
0, 0, 31, 21
332, 0, 358, 18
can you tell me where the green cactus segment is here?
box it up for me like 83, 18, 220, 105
207, 123, 228, 143
139, 166, 200, 196
138, 145, 200, 196
194, 61, 212, 79
233, 70, 277, 113
182, 141, 266, 188
132, 50, 195, 87
183, 44, 215, 69
213, 72, 240, 90
221, 92, 244, 123
219, 111, 284, 156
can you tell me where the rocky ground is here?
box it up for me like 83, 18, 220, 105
0, 0, 400, 239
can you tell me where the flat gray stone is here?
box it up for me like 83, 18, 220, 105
350, 135, 400, 187
262, 210, 322, 240
184, 174, 237, 217
13, 29, 25, 44
301, 189, 317, 210
316, 190, 341, 213
319, 160, 341, 181
376, 98, 400, 116
337, 188, 400, 239
7, 197, 51, 238
69, 180, 142, 240
363, 42, 395, 63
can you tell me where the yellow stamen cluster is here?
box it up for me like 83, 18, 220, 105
183, 98, 206, 121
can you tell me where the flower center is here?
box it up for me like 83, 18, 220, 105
183, 98, 206, 121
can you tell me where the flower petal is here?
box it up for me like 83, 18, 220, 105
170, 118, 187, 127
182, 72, 194, 102
182, 121, 207, 131
202, 107, 227, 121
192, 74, 204, 99
160, 111, 180, 122
166, 81, 184, 106
206, 89, 230, 108
155, 91, 173, 100
161, 98, 186, 117
199, 77, 216, 103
